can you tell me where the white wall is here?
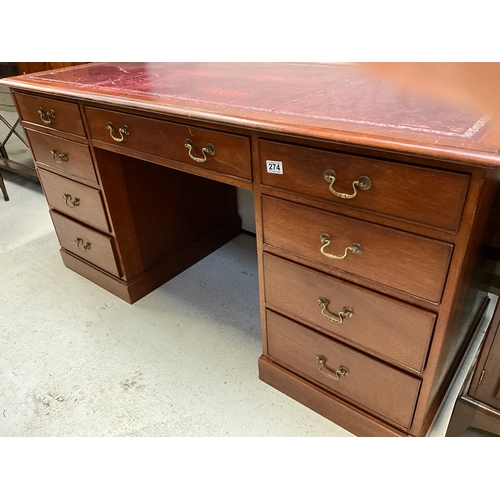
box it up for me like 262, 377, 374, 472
236, 188, 256, 233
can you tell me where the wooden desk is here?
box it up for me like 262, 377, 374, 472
3, 62, 500, 436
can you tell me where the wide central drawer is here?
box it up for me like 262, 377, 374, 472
259, 139, 470, 233
85, 107, 252, 181
39, 169, 109, 232
261, 196, 453, 303
263, 253, 436, 372
266, 310, 421, 429
26, 128, 97, 183
50, 211, 121, 278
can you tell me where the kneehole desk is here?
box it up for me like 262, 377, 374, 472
3, 62, 500, 436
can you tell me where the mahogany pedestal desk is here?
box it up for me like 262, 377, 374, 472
3, 63, 500, 437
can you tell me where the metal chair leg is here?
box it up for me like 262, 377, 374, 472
0, 170, 9, 201
0, 116, 29, 159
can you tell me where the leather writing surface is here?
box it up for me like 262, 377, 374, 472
15, 62, 492, 146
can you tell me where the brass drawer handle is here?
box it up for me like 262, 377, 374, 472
106, 122, 130, 142
320, 233, 362, 260
324, 169, 371, 199
316, 355, 349, 381
38, 107, 56, 125
185, 138, 215, 163
317, 297, 353, 324
75, 237, 91, 252
50, 149, 68, 164
63, 193, 80, 208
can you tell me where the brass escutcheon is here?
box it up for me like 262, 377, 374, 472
50, 149, 68, 164
38, 107, 56, 125
106, 122, 130, 142
324, 169, 371, 199
63, 194, 80, 208
320, 233, 362, 260
317, 297, 353, 324
75, 237, 91, 252
185, 138, 215, 163
316, 355, 349, 381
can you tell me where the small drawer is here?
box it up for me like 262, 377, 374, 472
266, 310, 421, 429
85, 107, 252, 181
263, 253, 436, 372
39, 169, 109, 232
26, 128, 97, 183
50, 211, 121, 278
262, 196, 453, 303
15, 92, 85, 137
259, 139, 470, 233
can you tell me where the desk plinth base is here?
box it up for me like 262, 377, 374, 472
258, 356, 407, 437
60, 217, 242, 304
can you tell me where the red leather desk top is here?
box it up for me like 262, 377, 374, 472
3, 62, 500, 166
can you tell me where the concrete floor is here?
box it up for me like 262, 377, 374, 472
0, 166, 495, 438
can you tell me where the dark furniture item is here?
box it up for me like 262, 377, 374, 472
446, 298, 500, 436
2, 62, 500, 437
0, 63, 36, 182
0, 98, 31, 192
0, 168, 8, 201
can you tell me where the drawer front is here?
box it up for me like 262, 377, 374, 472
262, 196, 453, 303
266, 310, 421, 429
15, 92, 85, 137
259, 139, 470, 232
39, 169, 109, 232
85, 107, 252, 181
26, 128, 97, 183
50, 211, 120, 278
263, 253, 436, 372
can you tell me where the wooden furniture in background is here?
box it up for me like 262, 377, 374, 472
0, 63, 34, 182
446, 299, 500, 436
2, 62, 500, 436
15, 63, 86, 75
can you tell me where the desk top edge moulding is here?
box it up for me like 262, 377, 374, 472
2, 62, 500, 437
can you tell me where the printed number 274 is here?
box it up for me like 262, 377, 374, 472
266, 160, 283, 174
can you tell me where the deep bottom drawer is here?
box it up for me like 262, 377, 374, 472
50, 210, 121, 278
265, 310, 421, 429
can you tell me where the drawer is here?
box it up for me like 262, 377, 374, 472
263, 253, 436, 372
15, 92, 85, 137
26, 128, 97, 183
50, 211, 121, 278
266, 310, 421, 429
262, 196, 453, 303
39, 169, 109, 232
85, 107, 252, 181
259, 139, 470, 233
